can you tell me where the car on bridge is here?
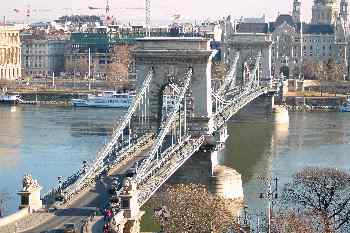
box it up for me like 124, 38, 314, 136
40, 230, 65, 233
63, 223, 79, 233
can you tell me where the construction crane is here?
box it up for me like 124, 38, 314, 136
89, 0, 152, 34
88, 0, 144, 25
146, 0, 150, 36
13, 5, 79, 23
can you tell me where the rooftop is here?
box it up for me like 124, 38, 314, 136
136, 37, 208, 41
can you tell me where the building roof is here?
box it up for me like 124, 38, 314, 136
237, 20, 335, 35
301, 24, 334, 34
275, 14, 295, 28
237, 23, 269, 33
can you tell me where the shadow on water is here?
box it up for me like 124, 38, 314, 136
70, 122, 112, 137
223, 120, 274, 184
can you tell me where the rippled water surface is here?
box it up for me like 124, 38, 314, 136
0, 105, 124, 215
1, 105, 350, 222
223, 111, 350, 218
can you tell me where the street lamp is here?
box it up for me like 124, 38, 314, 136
57, 176, 63, 188
57, 176, 63, 200
82, 160, 88, 174
258, 177, 279, 233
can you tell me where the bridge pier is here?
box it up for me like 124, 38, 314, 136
237, 94, 275, 116
168, 127, 244, 200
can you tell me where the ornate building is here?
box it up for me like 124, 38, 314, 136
234, 0, 350, 79
0, 26, 21, 80
312, 0, 339, 25
21, 33, 67, 77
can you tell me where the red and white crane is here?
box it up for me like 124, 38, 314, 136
88, 0, 145, 25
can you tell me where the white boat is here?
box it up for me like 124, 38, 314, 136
340, 96, 350, 112
71, 91, 134, 108
0, 94, 23, 105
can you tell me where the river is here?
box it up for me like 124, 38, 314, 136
223, 111, 350, 226
0, 105, 124, 216
0, 105, 350, 226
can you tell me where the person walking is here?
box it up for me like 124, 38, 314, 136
103, 223, 109, 233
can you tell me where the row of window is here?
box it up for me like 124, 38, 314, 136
304, 45, 332, 50
302, 51, 345, 58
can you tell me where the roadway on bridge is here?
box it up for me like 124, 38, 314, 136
23, 147, 151, 233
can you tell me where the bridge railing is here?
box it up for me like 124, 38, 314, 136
135, 68, 193, 185
213, 85, 268, 131
217, 51, 240, 95
63, 69, 154, 199
137, 135, 206, 206
42, 69, 155, 204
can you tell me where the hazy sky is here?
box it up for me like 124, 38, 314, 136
2, 0, 316, 24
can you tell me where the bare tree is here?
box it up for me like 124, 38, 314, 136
273, 211, 317, 233
147, 184, 243, 233
280, 167, 350, 233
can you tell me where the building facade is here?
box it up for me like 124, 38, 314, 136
21, 33, 67, 77
0, 26, 21, 80
230, 0, 350, 79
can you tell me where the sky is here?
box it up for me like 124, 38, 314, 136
1, 0, 316, 24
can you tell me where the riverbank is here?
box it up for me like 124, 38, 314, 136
7, 91, 86, 107
284, 104, 338, 112
283, 95, 345, 112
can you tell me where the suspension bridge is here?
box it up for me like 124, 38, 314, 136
14, 22, 283, 233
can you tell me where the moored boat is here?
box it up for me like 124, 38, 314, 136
71, 91, 134, 108
0, 93, 23, 105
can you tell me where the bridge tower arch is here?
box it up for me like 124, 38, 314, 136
221, 17, 273, 83
133, 38, 215, 135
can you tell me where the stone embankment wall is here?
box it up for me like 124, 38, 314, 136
9, 92, 86, 105
285, 96, 345, 112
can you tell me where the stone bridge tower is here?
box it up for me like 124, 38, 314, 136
133, 38, 215, 135
228, 33, 273, 83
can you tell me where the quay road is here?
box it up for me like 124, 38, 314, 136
23, 145, 153, 233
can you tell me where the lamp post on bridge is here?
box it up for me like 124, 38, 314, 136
258, 177, 279, 233
154, 205, 170, 233
57, 176, 63, 200
82, 160, 88, 174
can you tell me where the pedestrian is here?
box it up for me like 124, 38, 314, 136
103, 208, 107, 222
103, 223, 109, 233
84, 220, 88, 232
106, 209, 112, 223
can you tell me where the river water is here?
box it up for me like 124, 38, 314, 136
0, 105, 124, 216
0, 105, 350, 223
223, 111, 350, 224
